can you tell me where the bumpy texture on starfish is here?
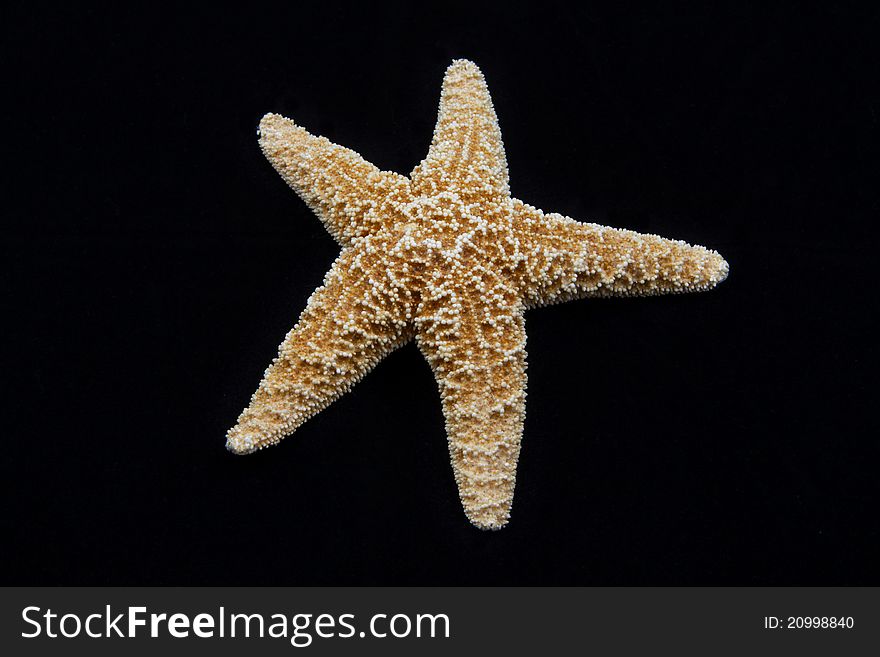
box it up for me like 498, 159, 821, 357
226, 59, 729, 529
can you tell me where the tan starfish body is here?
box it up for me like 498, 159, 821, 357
225, 60, 729, 529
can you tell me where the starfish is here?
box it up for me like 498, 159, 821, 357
225, 59, 729, 529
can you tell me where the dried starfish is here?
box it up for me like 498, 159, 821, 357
225, 59, 728, 529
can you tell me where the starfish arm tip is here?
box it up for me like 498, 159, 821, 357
697, 250, 730, 290
717, 256, 731, 283
258, 111, 286, 127
257, 112, 298, 144
225, 431, 257, 456
448, 58, 480, 71
468, 514, 511, 531
257, 113, 274, 134
464, 497, 514, 530
443, 59, 487, 87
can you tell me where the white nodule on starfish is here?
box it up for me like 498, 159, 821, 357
225, 59, 729, 530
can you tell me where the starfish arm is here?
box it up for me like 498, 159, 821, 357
411, 59, 509, 199
415, 277, 527, 530
258, 113, 412, 245
511, 200, 729, 307
226, 245, 414, 454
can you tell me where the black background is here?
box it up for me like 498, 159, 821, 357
3, 2, 877, 584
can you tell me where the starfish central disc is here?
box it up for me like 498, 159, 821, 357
225, 59, 729, 530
